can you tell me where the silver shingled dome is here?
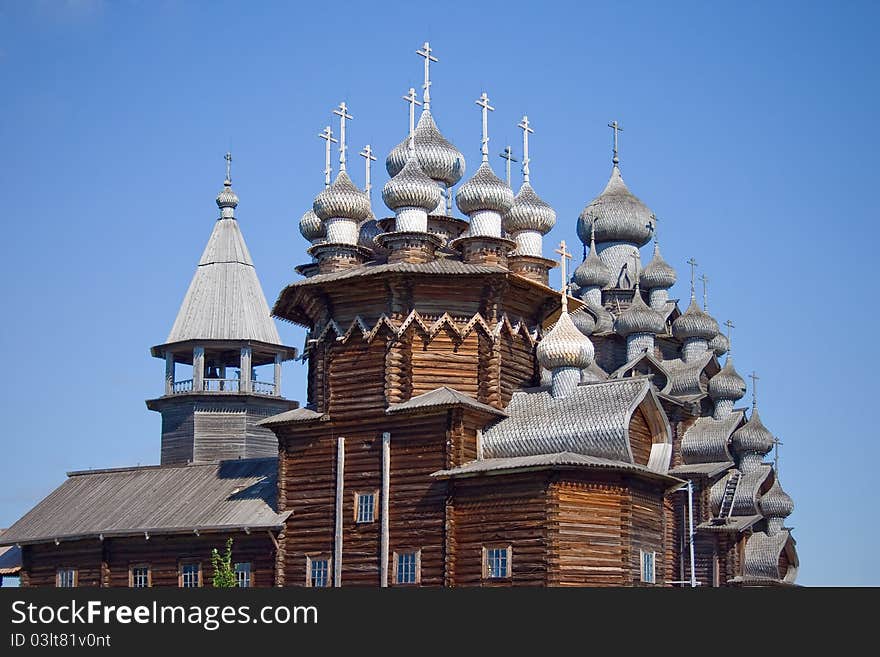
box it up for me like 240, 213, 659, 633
577, 166, 653, 247
614, 289, 666, 337
759, 478, 794, 519
537, 311, 595, 371
672, 298, 720, 340
382, 151, 442, 212
708, 357, 747, 402
730, 408, 774, 456
216, 181, 239, 210
313, 170, 371, 223
640, 242, 677, 289
456, 161, 515, 216
573, 236, 614, 289
503, 182, 556, 234
358, 217, 382, 252
709, 332, 730, 356
299, 208, 325, 242
386, 110, 466, 187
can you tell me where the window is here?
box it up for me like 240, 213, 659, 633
180, 562, 201, 588
641, 550, 656, 584
234, 562, 252, 588
56, 568, 76, 588
483, 546, 511, 579
354, 491, 377, 523
129, 565, 150, 588
306, 556, 331, 588
394, 550, 421, 585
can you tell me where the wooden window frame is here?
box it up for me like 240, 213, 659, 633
392, 549, 422, 586
305, 555, 332, 588
128, 563, 152, 588
640, 549, 656, 584
482, 544, 512, 580
56, 567, 77, 588
178, 561, 202, 588
353, 490, 379, 524
234, 562, 252, 588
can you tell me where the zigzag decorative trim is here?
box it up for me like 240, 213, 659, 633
305, 311, 540, 353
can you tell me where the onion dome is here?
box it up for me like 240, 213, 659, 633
640, 242, 677, 289
313, 170, 371, 223
760, 478, 794, 520
573, 230, 614, 288
382, 151, 442, 211
299, 208, 325, 242
709, 332, 730, 356
504, 182, 556, 234
576, 166, 653, 247
358, 218, 381, 251
672, 297, 719, 340
537, 311, 595, 370
456, 161, 514, 216
731, 408, 774, 455
216, 180, 239, 210
570, 306, 596, 336
708, 357, 747, 403
386, 110, 465, 186
614, 289, 665, 336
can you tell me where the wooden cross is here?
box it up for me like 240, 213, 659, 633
224, 152, 232, 183
608, 120, 623, 164
699, 273, 710, 311
318, 126, 338, 188
416, 41, 438, 110
499, 146, 517, 186
686, 257, 698, 299
723, 319, 735, 354
648, 214, 657, 243
475, 92, 494, 162
333, 101, 353, 171
555, 240, 573, 310
402, 87, 422, 149
748, 370, 759, 410
772, 436, 783, 476
518, 115, 533, 183
359, 144, 377, 196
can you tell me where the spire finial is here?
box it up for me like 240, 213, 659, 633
772, 436, 784, 476
359, 144, 377, 197
402, 87, 422, 150
518, 115, 534, 184
699, 273, 710, 311
749, 370, 760, 411
723, 319, 735, 355
318, 126, 338, 188
555, 240, 573, 312
416, 41, 438, 111
224, 151, 232, 185
475, 92, 494, 163
333, 102, 353, 172
608, 120, 623, 166
590, 221, 597, 251
499, 146, 517, 186
686, 257, 699, 299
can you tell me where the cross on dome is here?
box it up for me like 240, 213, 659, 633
608, 120, 623, 165
402, 87, 422, 149
318, 126, 337, 188
499, 146, 517, 186
224, 152, 232, 184
333, 102, 353, 172
749, 370, 760, 410
723, 319, 735, 354
416, 41, 438, 110
359, 144, 377, 195
518, 115, 533, 183
700, 273, 710, 310
475, 92, 495, 163
686, 257, 699, 299
555, 240, 573, 311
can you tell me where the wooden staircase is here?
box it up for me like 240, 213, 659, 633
712, 472, 741, 524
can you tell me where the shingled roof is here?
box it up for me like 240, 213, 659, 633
165, 217, 282, 346
386, 387, 507, 417
482, 378, 669, 467
0, 458, 287, 546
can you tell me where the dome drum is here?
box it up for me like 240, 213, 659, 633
512, 230, 542, 257
469, 210, 504, 239
508, 253, 556, 286
451, 235, 516, 267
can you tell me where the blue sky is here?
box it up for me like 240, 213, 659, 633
1, 0, 876, 586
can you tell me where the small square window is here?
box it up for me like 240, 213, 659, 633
234, 562, 252, 588
641, 550, 656, 584
394, 550, 421, 585
130, 565, 150, 588
180, 563, 201, 588
483, 546, 511, 579
355, 491, 377, 524
57, 568, 76, 588
306, 556, 331, 587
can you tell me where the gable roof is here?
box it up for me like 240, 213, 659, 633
257, 407, 327, 427
0, 458, 287, 546
386, 387, 507, 417
164, 218, 282, 346
482, 378, 666, 465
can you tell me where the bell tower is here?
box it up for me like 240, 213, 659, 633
146, 154, 297, 465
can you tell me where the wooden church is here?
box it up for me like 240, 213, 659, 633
1, 43, 798, 588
